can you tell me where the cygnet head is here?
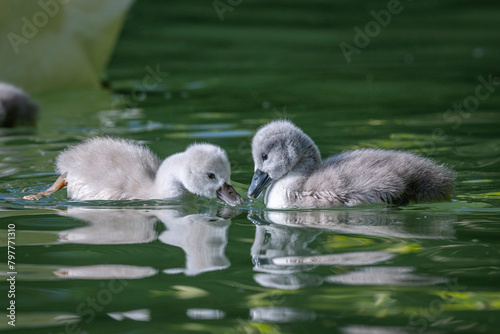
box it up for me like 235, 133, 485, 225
248, 120, 321, 199
161, 143, 244, 206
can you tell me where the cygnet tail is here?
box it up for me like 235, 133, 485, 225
405, 163, 456, 203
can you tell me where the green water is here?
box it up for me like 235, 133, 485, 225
2, 1, 500, 333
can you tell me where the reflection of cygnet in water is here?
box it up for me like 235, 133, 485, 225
250, 221, 321, 275
252, 208, 456, 239
249, 209, 453, 289
250, 217, 325, 289
58, 208, 158, 244
249, 221, 395, 290
157, 209, 231, 276
56, 206, 236, 277
54, 264, 157, 279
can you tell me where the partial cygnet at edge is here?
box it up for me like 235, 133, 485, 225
0, 81, 38, 127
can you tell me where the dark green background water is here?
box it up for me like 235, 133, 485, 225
1, 0, 500, 333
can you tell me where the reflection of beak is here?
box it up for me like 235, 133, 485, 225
246, 211, 267, 225
217, 183, 244, 206
248, 169, 272, 199
53, 271, 68, 277
217, 207, 241, 219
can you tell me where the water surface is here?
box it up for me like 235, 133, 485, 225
1, 1, 500, 333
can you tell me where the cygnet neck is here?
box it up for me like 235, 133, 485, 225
263, 135, 321, 209
154, 153, 188, 198
289, 138, 322, 177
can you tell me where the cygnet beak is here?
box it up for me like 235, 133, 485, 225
248, 169, 272, 199
217, 183, 244, 206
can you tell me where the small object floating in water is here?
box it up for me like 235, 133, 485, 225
0, 82, 38, 127
24, 137, 244, 206
248, 120, 455, 209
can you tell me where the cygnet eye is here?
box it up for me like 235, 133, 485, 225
262, 153, 268, 161
207, 173, 216, 180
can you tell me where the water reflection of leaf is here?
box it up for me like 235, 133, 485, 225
150, 285, 209, 300
247, 289, 298, 308
434, 291, 500, 311
237, 322, 281, 334
385, 243, 423, 254
322, 235, 375, 249
464, 192, 500, 199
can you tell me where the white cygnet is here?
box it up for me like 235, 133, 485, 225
24, 137, 244, 206
248, 120, 455, 209
0, 82, 38, 127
